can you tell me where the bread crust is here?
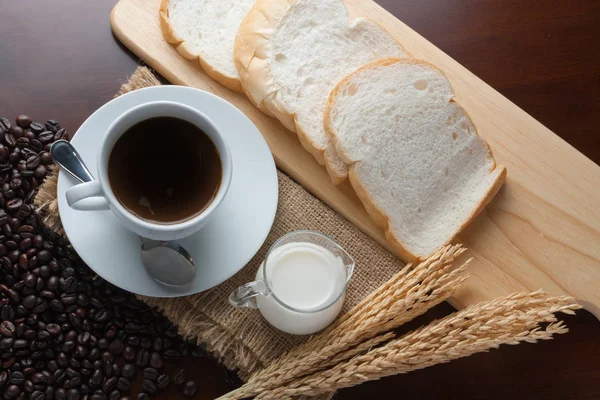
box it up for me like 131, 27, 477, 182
325, 58, 507, 261
234, 0, 406, 168
159, 0, 244, 92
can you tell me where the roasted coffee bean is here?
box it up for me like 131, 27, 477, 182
89, 395, 106, 400
87, 348, 100, 362
149, 352, 163, 369
66, 376, 82, 388
0, 337, 13, 349
5, 385, 21, 399
172, 369, 186, 385
89, 369, 102, 388
142, 379, 157, 394
156, 374, 170, 389
57, 353, 69, 368
3, 357, 17, 369
45, 120, 60, 133
140, 338, 151, 349
0, 117, 11, 132
101, 352, 114, 364
40, 289, 55, 300
61, 294, 77, 306
136, 394, 149, 400
0, 370, 7, 388
63, 341, 75, 353
67, 389, 80, 400
6, 198, 22, 211
163, 349, 181, 359
0, 320, 16, 337
135, 349, 149, 367
183, 381, 198, 397
98, 338, 109, 350
46, 275, 59, 291
32, 234, 43, 249
151, 338, 163, 352
74, 345, 87, 359
143, 368, 158, 381
77, 331, 90, 345
40, 151, 53, 165
102, 376, 118, 393
5, 134, 16, 147
121, 364, 136, 379
37, 329, 51, 341
23, 294, 37, 309
125, 336, 139, 347
108, 390, 120, 400
112, 363, 120, 377
53, 128, 66, 141
33, 164, 47, 179
22, 329, 35, 341
15, 137, 29, 148
29, 122, 44, 134
116, 377, 131, 392
23, 273, 36, 287
120, 346, 135, 362
37, 249, 51, 263
55, 388, 67, 400
38, 132, 54, 144
50, 300, 64, 312
103, 361, 113, 378
9, 371, 24, 384
31, 372, 48, 384
108, 339, 124, 355
30, 390, 44, 400
30, 139, 42, 151
15, 115, 32, 128
0, 304, 15, 320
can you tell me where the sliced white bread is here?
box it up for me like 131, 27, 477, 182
325, 59, 507, 261
160, 0, 256, 92
234, 0, 409, 183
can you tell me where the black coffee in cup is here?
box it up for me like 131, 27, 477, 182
108, 116, 222, 224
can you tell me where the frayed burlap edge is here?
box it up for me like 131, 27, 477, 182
34, 165, 64, 237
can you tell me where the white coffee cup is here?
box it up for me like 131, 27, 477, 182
65, 101, 233, 241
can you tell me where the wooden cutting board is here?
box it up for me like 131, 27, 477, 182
110, 0, 600, 318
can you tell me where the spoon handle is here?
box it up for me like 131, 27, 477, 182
50, 140, 95, 183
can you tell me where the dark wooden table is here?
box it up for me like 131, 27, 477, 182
2, 1, 599, 399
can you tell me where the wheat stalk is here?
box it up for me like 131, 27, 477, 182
256, 291, 581, 399
218, 244, 469, 400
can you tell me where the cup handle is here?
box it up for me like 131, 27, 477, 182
65, 181, 110, 211
229, 280, 270, 309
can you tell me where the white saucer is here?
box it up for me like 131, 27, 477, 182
57, 86, 278, 297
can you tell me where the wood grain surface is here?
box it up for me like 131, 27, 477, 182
109, 0, 600, 319
1, 0, 599, 398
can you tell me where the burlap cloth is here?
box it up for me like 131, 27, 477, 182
35, 67, 405, 382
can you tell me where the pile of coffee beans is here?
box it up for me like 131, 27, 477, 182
0, 116, 208, 400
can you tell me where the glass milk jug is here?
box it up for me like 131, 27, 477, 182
229, 231, 354, 335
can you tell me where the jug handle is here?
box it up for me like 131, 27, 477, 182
229, 280, 270, 309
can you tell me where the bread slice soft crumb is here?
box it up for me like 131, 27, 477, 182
234, 0, 409, 181
325, 59, 506, 260
160, 0, 256, 92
